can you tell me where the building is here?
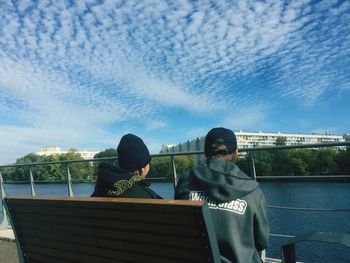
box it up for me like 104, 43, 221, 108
344, 133, 350, 149
160, 144, 177, 153
160, 131, 345, 154
344, 133, 350, 142
160, 138, 204, 154
235, 130, 344, 149
37, 147, 100, 160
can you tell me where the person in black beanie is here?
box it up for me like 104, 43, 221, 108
175, 127, 269, 263
91, 133, 162, 199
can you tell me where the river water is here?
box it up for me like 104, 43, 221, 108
1, 181, 349, 262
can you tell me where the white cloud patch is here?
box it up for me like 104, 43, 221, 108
222, 104, 270, 131
145, 119, 169, 131
0, 0, 349, 163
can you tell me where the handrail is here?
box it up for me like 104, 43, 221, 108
0, 172, 10, 230
1, 141, 349, 230
0, 141, 349, 169
0, 141, 349, 263
281, 231, 350, 263
267, 205, 350, 212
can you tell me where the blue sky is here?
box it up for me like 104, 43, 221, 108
0, 0, 349, 164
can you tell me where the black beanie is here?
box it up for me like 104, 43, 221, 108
117, 134, 151, 172
205, 127, 237, 158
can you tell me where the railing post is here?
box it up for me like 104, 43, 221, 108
0, 171, 11, 229
66, 166, 74, 197
29, 168, 36, 196
250, 155, 257, 180
171, 156, 178, 190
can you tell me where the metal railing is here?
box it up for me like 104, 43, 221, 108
1, 141, 350, 233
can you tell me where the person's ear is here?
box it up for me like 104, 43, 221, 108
139, 164, 150, 177
232, 150, 239, 159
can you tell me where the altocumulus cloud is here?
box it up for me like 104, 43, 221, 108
0, 0, 349, 163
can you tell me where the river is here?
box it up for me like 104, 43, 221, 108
1, 181, 349, 262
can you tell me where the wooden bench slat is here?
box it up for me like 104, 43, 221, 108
16, 213, 200, 237
21, 225, 202, 248
12, 205, 197, 225
26, 245, 132, 263
25, 239, 202, 263
23, 236, 205, 262
5, 196, 221, 263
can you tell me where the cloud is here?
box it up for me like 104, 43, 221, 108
145, 119, 169, 131
222, 104, 270, 131
0, 0, 349, 163
0, 123, 118, 165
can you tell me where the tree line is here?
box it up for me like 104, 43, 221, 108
236, 148, 350, 177
236, 138, 350, 177
0, 148, 197, 182
1, 145, 349, 182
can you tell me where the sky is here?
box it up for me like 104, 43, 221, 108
0, 0, 349, 165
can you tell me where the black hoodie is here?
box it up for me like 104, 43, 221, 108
91, 162, 161, 199
175, 159, 269, 263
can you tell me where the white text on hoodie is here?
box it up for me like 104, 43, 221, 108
189, 191, 247, 215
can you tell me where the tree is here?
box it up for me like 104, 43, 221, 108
94, 148, 117, 159
148, 156, 197, 180
251, 151, 274, 177
311, 148, 338, 175
271, 148, 293, 176
336, 148, 350, 175
11, 153, 41, 182
275, 137, 287, 146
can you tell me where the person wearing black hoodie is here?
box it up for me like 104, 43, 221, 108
175, 127, 269, 263
91, 133, 162, 199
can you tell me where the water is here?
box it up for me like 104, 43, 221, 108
260, 182, 350, 262
1, 182, 349, 262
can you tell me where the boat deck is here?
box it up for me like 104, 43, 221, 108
0, 229, 18, 263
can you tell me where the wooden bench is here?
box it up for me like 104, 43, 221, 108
4, 196, 221, 263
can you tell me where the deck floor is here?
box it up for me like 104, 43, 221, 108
0, 239, 18, 263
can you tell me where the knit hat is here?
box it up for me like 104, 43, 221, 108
204, 127, 237, 157
117, 134, 151, 172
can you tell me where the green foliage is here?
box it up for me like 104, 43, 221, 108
310, 148, 337, 175
4, 146, 349, 182
5, 151, 96, 182
148, 156, 197, 180
237, 147, 349, 177
275, 137, 287, 146
94, 148, 117, 159
336, 148, 350, 174
251, 151, 274, 177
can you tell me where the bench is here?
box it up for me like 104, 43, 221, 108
4, 196, 221, 263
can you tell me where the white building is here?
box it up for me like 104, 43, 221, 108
37, 147, 100, 160
235, 130, 344, 149
160, 131, 345, 154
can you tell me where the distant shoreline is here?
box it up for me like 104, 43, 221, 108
2, 176, 350, 184
257, 175, 350, 183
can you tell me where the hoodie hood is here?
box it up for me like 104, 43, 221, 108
91, 162, 145, 197
192, 159, 259, 202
